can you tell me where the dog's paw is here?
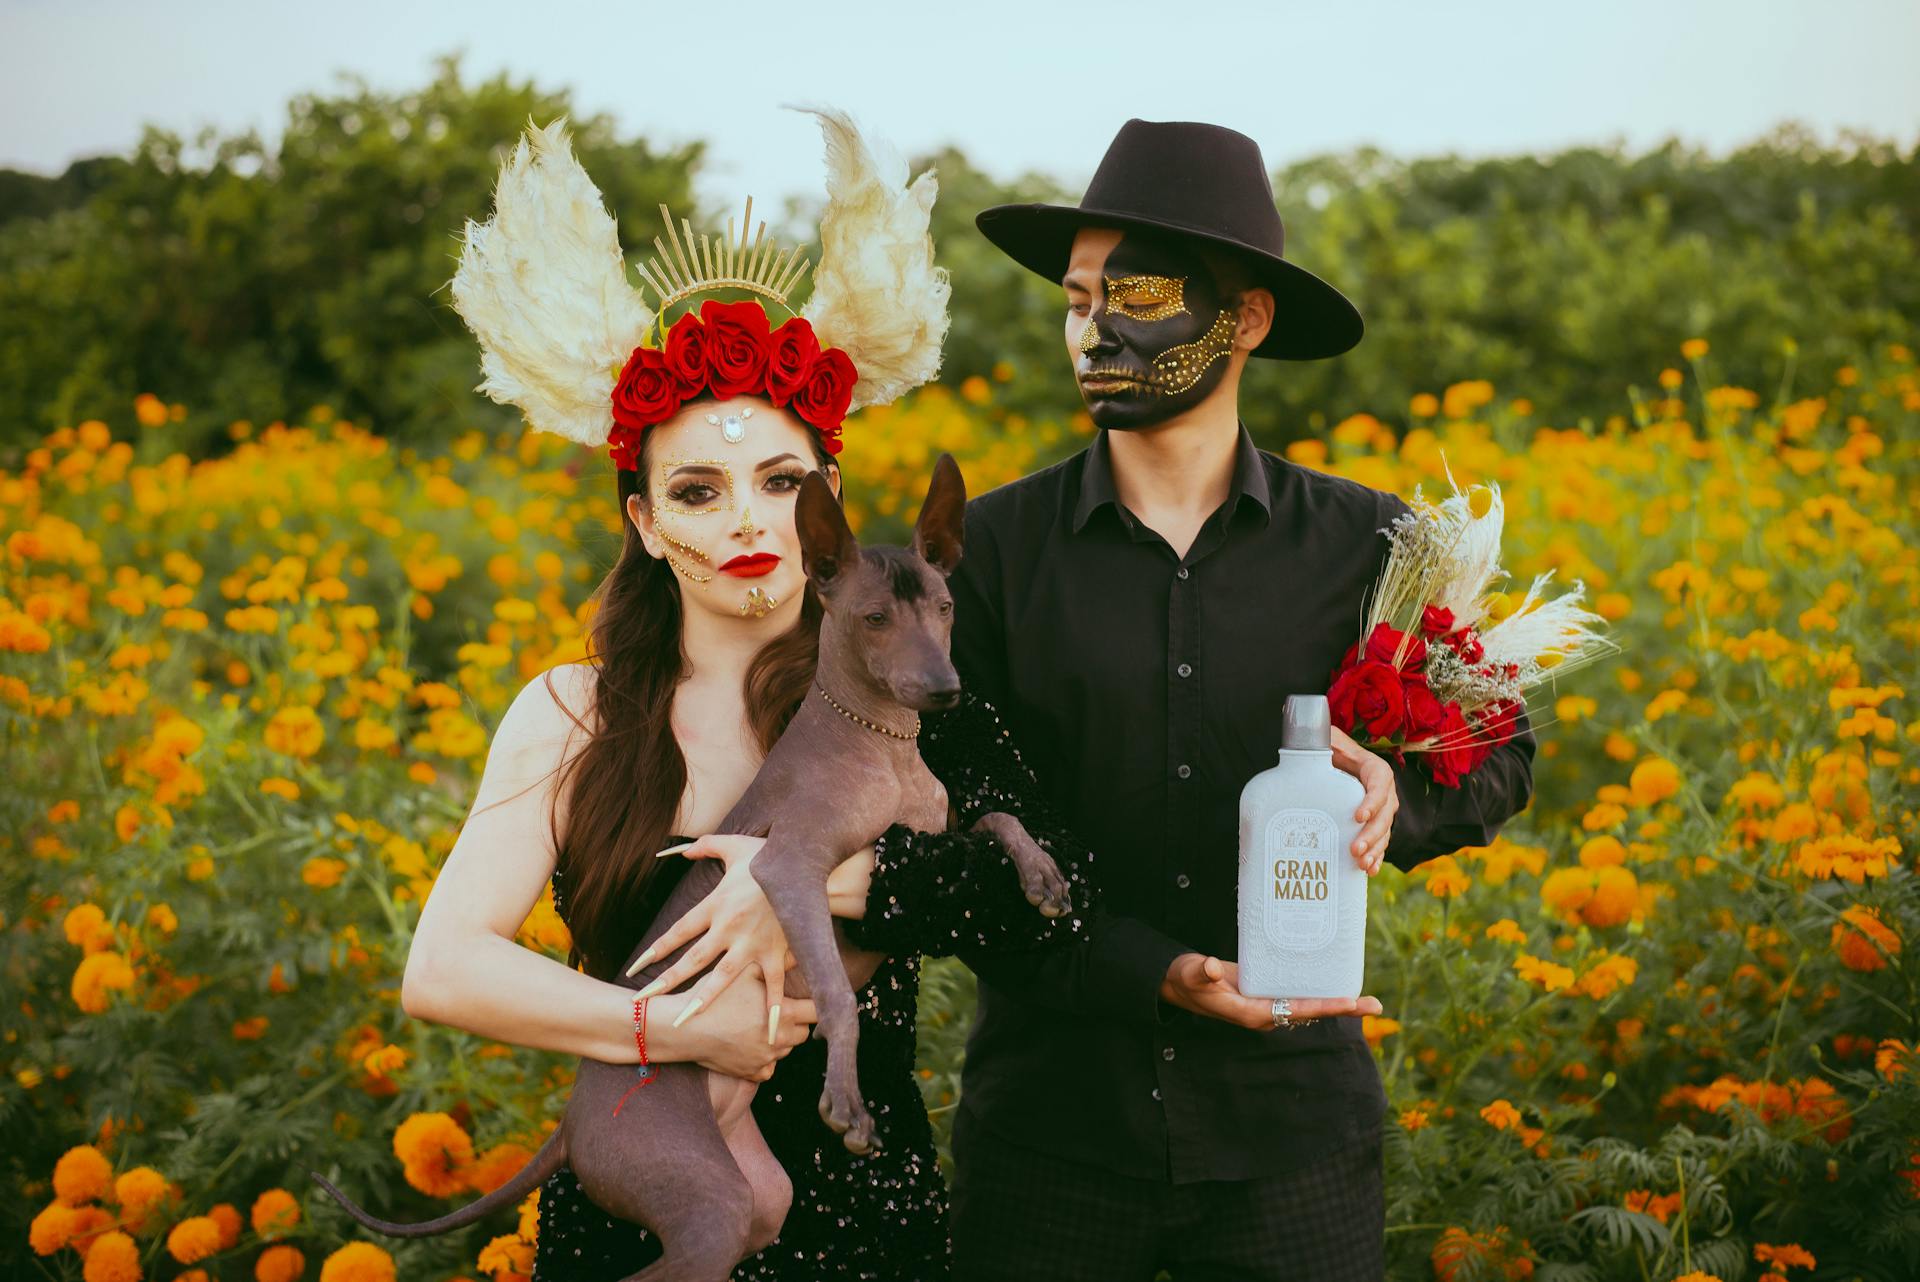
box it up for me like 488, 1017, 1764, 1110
818, 1085, 879, 1155
1017, 857, 1073, 918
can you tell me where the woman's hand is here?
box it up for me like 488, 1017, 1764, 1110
1330, 725, 1398, 875
631, 836, 789, 1033
1159, 953, 1383, 1030
651, 980, 816, 1081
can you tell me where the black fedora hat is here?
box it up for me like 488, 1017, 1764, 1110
977, 119, 1362, 361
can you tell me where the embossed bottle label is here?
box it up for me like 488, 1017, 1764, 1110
1263, 808, 1338, 952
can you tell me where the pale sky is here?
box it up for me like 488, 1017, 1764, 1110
3, 0, 1917, 207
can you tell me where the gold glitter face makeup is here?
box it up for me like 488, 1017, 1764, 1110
1104, 273, 1189, 322
655, 459, 737, 516
1149, 308, 1237, 394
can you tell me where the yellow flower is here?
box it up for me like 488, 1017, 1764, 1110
265, 705, 325, 759
1753, 1242, 1817, 1271
71, 951, 136, 1013
1415, 854, 1470, 898
301, 857, 348, 888
1513, 953, 1576, 993
1398, 1104, 1431, 1132
63, 903, 111, 949
1628, 758, 1680, 806
477, 1233, 535, 1276
1484, 919, 1528, 945
318, 1242, 395, 1282
1680, 338, 1709, 360
207, 1203, 243, 1249
1360, 1015, 1400, 1048
1577, 836, 1627, 868
54, 1143, 114, 1202
1573, 952, 1639, 999
1409, 392, 1439, 417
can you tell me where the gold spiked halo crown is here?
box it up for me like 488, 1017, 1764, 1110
635, 197, 813, 316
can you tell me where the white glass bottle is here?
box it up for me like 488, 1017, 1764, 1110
1236, 694, 1368, 998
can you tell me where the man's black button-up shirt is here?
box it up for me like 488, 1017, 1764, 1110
938, 424, 1535, 1183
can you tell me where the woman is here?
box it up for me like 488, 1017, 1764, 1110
402, 111, 1094, 1280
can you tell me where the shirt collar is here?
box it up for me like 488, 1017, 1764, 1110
1072, 421, 1274, 534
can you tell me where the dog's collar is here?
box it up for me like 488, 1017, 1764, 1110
815, 683, 920, 741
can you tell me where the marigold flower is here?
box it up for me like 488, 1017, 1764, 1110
393, 1111, 475, 1197
1479, 1098, 1522, 1130
83, 1229, 143, 1282
54, 1143, 114, 1202
1831, 906, 1900, 972
207, 1202, 242, 1248
1623, 1189, 1683, 1222
1398, 1104, 1431, 1131
1416, 854, 1470, 898
30, 1200, 81, 1254
71, 951, 136, 1013
167, 1215, 224, 1264
478, 1233, 535, 1276
1573, 952, 1639, 999
1753, 1242, 1817, 1270
1628, 757, 1680, 806
1484, 918, 1528, 945
302, 857, 347, 888
466, 1141, 536, 1194
256, 1244, 306, 1282
264, 705, 325, 758
250, 1188, 301, 1239
113, 1165, 176, 1232
1513, 953, 1575, 993
64, 903, 113, 949
319, 1241, 395, 1282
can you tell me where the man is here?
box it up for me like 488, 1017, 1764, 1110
930, 120, 1535, 1280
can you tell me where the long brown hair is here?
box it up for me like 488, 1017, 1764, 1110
542, 428, 835, 982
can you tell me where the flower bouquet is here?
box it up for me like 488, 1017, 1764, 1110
1328, 476, 1614, 787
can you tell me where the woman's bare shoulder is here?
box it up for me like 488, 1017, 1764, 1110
492, 661, 602, 762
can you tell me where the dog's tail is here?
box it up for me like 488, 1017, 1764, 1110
308, 1126, 567, 1239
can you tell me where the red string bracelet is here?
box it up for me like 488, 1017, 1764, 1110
611, 992, 655, 1117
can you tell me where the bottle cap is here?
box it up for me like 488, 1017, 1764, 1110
1281, 694, 1333, 751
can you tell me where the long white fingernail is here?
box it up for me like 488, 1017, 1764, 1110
636, 978, 665, 999
626, 947, 656, 976
671, 997, 703, 1028
768, 1005, 781, 1045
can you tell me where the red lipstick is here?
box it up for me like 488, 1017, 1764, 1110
719, 553, 780, 578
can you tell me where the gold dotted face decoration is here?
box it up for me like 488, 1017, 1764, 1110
1077, 315, 1103, 355
656, 460, 737, 516
1149, 308, 1237, 395
1105, 274, 1189, 322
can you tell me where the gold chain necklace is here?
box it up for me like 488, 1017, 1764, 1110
816, 683, 919, 740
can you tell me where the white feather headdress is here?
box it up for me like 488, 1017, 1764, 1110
448, 109, 948, 448
796, 105, 952, 412
448, 117, 655, 446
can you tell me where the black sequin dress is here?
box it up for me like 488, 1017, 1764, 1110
533, 694, 1096, 1282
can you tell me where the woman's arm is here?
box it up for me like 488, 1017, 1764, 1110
399, 665, 812, 1078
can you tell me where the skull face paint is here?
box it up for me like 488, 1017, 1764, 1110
627, 396, 828, 625
1066, 228, 1240, 431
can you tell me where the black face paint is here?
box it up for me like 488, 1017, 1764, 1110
1073, 231, 1238, 431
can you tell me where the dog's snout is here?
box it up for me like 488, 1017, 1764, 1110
927, 685, 961, 709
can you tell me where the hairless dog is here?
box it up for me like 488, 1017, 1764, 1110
312, 454, 1073, 1281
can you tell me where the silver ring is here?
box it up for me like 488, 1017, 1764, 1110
1271, 997, 1292, 1029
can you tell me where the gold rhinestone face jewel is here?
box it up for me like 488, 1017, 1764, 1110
738, 586, 778, 618
1105, 273, 1189, 322
1149, 308, 1237, 395
737, 505, 756, 536
656, 460, 736, 516
704, 407, 754, 444
657, 528, 709, 563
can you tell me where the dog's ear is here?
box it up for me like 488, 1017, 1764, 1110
796, 470, 861, 595
910, 453, 966, 578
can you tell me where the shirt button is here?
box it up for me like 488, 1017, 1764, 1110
1176, 764, 1192, 779
1176, 662, 1192, 678
1175, 873, 1191, 889
1151, 1087, 1162, 1101
1162, 1046, 1176, 1062
1176, 567, 1190, 580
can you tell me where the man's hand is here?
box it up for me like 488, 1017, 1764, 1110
1330, 725, 1397, 875
1159, 953, 1383, 1030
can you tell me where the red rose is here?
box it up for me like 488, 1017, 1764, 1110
766, 318, 822, 406
1362, 621, 1427, 672
610, 345, 683, 432
1328, 659, 1407, 741
607, 424, 643, 472
1446, 626, 1485, 665
1420, 604, 1455, 638
660, 313, 710, 397
1474, 699, 1522, 757
700, 299, 772, 400
1424, 702, 1478, 788
1403, 674, 1449, 739
790, 347, 857, 431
